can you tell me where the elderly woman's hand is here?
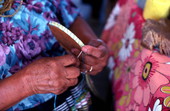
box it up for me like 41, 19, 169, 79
72, 39, 109, 75
23, 55, 80, 95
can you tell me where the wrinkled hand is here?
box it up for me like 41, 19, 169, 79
141, 19, 170, 56
23, 55, 80, 95
72, 39, 109, 75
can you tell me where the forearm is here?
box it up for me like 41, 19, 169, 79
0, 71, 32, 110
69, 16, 98, 45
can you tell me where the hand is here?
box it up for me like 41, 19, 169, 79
22, 55, 80, 95
72, 39, 109, 75
141, 19, 170, 56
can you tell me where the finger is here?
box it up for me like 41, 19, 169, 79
57, 87, 68, 95
79, 54, 98, 66
71, 48, 84, 61
40, 84, 67, 94
66, 78, 78, 87
88, 39, 102, 47
71, 48, 81, 57
80, 63, 103, 73
82, 45, 107, 58
52, 87, 68, 95
80, 65, 103, 76
65, 67, 80, 79
51, 79, 68, 94
55, 55, 78, 66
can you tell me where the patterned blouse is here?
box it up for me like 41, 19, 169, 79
102, 0, 170, 110
0, 0, 90, 110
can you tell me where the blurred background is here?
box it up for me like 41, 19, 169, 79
71, 0, 117, 110
72, 0, 116, 36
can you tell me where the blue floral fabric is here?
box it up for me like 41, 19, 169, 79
0, 0, 80, 110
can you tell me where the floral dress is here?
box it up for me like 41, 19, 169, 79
0, 0, 90, 110
102, 0, 170, 110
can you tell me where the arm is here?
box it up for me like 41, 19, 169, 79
0, 71, 31, 110
69, 16, 98, 44
0, 55, 80, 110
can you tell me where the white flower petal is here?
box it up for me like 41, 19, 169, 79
108, 57, 115, 69
165, 62, 170, 64
153, 99, 160, 111
148, 107, 151, 111
122, 38, 126, 43
118, 22, 135, 61
104, 4, 120, 30
155, 105, 162, 111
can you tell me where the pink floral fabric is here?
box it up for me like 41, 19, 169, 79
102, 0, 170, 110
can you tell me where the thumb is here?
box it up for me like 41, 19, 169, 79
55, 55, 78, 66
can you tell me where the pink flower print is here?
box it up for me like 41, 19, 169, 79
128, 5, 145, 39
118, 0, 127, 6
147, 97, 170, 111
104, 4, 120, 30
126, 103, 139, 111
115, 80, 123, 101
118, 23, 135, 61
123, 57, 137, 81
132, 49, 169, 106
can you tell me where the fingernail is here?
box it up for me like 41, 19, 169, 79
82, 47, 88, 53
